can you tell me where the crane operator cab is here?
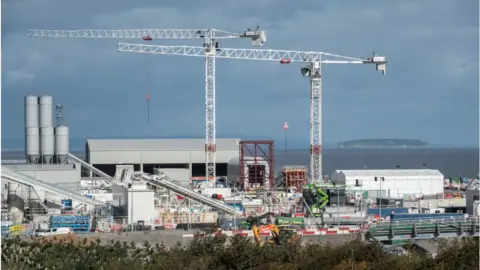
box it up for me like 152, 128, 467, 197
365, 51, 387, 75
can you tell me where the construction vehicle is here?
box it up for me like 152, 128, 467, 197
252, 223, 301, 246
126, 220, 152, 231
303, 183, 350, 226
244, 212, 301, 246
303, 183, 329, 219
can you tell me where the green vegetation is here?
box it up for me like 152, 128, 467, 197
1, 235, 478, 270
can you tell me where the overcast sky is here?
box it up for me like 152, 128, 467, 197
2, 0, 479, 147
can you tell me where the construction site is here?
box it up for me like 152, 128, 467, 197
1, 27, 479, 249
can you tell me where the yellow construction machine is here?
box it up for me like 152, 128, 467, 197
252, 223, 301, 246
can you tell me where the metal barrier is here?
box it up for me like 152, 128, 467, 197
367, 217, 479, 241
368, 217, 478, 230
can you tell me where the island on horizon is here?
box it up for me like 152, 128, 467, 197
337, 139, 428, 148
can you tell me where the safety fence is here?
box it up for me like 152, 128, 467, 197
109, 212, 219, 231
152, 212, 218, 226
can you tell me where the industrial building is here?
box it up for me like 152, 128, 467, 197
330, 169, 444, 199
85, 138, 240, 183
2, 95, 107, 224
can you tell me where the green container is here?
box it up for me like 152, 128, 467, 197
276, 217, 304, 226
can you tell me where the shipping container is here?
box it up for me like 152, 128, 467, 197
276, 217, 305, 226
376, 198, 404, 208
367, 208, 408, 218
389, 213, 466, 221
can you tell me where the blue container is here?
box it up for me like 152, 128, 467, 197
61, 199, 72, 207
367, 208, 408, 218
390, 213, 465, 221
50, 215, 91, 232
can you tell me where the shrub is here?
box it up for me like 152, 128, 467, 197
1, 236, 478, 269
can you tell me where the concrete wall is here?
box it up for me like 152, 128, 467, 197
88, 149, 238, 165
5, 164, 81, 192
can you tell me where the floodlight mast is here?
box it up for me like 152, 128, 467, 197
28, 28, 267, 185
116, 44, 387, 183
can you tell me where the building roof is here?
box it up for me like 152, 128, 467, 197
86, 138, 241, 152
334, 169, 443, 177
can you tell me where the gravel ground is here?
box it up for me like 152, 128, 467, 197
75, 230, 359, 248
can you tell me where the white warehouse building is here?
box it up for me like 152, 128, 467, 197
85, 138, 240, 185
330, 169, 444, 199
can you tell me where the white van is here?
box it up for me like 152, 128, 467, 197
35, 227, 73, 237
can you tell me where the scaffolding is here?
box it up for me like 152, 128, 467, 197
283, 166, 308, 192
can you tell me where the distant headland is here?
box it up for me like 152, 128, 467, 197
338, 139, 428, 148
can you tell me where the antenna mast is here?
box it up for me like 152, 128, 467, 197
55, 104, 64, 126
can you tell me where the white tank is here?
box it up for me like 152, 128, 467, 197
25, 127, 40, 163
55, 125, 69, 163
25, 95, 40, 163
40, 127, 55, 164
39, 95, 53, 128
24, 95, 39, 128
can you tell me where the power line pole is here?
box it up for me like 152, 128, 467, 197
146, 92, 151, 126
283, 121, 289, 158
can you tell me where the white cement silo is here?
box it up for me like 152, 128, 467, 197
25, 127, 40, 163
54, 125, 69, 163
24, 95, 40, 163
40, 127, 55, 164
25, 95, 39, 127
39, 95, 53, 128
39, 95, 54, 164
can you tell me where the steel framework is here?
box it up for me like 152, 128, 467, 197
28, 27, 266, 184
239, 140, 275, 190
283, 166, 308, 192
117, 44, 387, 183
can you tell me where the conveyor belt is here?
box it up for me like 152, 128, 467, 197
68, 153, 111, 178
2, 166, 106, 206
133, 172, 238, 215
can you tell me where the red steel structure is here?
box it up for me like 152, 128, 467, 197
239, 140, 274, 190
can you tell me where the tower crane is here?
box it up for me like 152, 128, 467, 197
116, 43, 387, 183
28, 28, 267, 183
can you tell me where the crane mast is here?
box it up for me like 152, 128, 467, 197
29, 27, 266, 185
308, 62, 322, 182
117, 44, 387, 183
204, 44, 217, 182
